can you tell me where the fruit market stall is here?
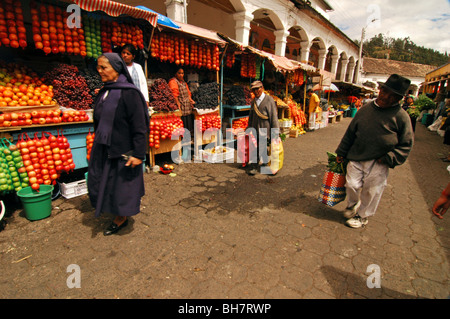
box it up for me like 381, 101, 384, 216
0, 0, 158, 198
217, 34, 315, 139
146, 20, 227, 165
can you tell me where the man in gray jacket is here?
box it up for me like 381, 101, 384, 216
247, 81, 280, 175
336, 74, 414, 228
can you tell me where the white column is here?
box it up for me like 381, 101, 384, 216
274, 29, 289, 57
299, 40, 310, 63
317, 49, 327, 70
330, 54, 339, 75
346, 61, 355, 83
233, 11, 253, 46
165, 0, 186, 23
338, 58, 349, 81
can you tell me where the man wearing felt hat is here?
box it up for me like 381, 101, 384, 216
335, 74, 414, 228
247, 80, 279, 175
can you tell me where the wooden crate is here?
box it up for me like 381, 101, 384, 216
289, 129, 299, 138
149, 138, 182, 167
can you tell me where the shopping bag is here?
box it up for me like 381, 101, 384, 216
237, 131, 257, 167
266, 137, 284, 175
318, 170, 346, 206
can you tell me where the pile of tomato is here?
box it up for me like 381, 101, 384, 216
197, 113, 221, 132
149, 115, 184, 149
16, 130, 74, 190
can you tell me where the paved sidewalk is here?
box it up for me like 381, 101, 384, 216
0, 117, 449, 299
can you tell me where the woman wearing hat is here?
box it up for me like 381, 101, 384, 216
335, 74, 414, 228
88, 53, 150, 236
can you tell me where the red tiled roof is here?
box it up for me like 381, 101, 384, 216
362, 57, 435, 78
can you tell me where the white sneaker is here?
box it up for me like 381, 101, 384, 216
345, 215, 368, 228
343, 201, 360, 219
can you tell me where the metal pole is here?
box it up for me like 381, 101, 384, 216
183, 0, 187, 23
355, 27, 365, 85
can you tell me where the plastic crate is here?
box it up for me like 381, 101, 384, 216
60, 179, 88, 199
201, 146, 234, 163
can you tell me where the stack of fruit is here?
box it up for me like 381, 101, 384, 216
43, 63, 93, 110
61, 109, 89, 122
0, 61, 56, 107
225, 51, 235, 68
0, 109, 63, 127
240, 52, 256, 78
0, 0, 27, 49
197, 113, 221, 132
148, 78, 178, 112
232, 117, 248, 131
151, 32, 220, 71
82, 14, 102, 59
149, 115, 184, 149
86, 130, 94, 161
0, 139, 28, 193
30, 2, 86, 56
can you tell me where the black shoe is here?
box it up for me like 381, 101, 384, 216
103, 219, 128, 236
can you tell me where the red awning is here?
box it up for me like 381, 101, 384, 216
71, 0, 158, 27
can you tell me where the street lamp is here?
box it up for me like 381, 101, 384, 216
355, 18, 378, 84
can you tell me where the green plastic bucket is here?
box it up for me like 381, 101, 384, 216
17, 185, 54, 221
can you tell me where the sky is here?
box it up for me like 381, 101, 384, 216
326, 0, 450, 54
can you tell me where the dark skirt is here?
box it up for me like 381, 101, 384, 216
444, 127, 450, 145
88, 143, 145, 217
181, 113, 194, 136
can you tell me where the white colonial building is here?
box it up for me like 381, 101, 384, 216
118, 0, 362, 84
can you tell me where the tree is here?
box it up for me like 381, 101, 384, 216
361, 34, 448, 66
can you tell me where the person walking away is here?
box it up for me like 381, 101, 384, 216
307, 89, 320, 130
120, 44, 149, 105
336, 74, 414, 228
88, 53, 149, 236
247, 80, 279, 175
168, 68, 196, 137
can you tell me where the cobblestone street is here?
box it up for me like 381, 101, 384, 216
1, 117, 449, 300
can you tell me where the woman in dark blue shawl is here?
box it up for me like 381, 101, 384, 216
88, 53, 149, 236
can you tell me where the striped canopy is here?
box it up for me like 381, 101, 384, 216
72, 0, 158, 27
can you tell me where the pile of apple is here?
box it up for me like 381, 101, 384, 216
30, 2, 87, 56
149, 115, 184, 149
0, 0, 27, 49
151, 32, 220, 71
0, 140, 29, 194
197, 113, 221, 132
61, 109, 89, 123
82, 14, 102, 59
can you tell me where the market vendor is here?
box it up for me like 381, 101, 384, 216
120, 44, 149, 105
168, 67, 196, 136
307, 89, 320, 130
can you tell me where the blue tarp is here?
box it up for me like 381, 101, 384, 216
136, 6, 180, 29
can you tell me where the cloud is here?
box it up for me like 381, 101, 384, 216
327, 0, 450, 54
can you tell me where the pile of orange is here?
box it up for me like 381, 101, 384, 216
0, 83, 55, 107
